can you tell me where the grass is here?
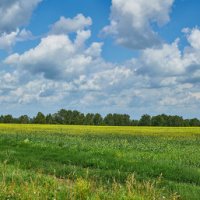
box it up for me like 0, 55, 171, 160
0, 124, 200, 199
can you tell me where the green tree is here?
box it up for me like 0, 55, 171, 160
34, 112, 46, 124
139, 114, 151, 126
3, 115, 14, 123
131, 120, 139, 126
84, 113, 95, 125
0, 115, 4, 123
46, 114, 55, 124
190, 118, 200, 126
71, 110, 82, 125
184, 119, 190, 127
18, 115, 29, 124
122, 114, 131, 126
93, 113, 103, 125
167, 115, 184, 127
104, 114, 114, 126
151, 115, 165, 126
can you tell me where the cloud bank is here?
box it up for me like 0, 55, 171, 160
1, 1, 200, 118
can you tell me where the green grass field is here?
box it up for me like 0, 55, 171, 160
0, 124, 200, 199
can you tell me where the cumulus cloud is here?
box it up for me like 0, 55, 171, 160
0, 0, 42, 33
0, 30, 19, 51
103, 0, 174, 49
4, 14, 103, 81
0, 0, 41, 51
4, 21, 200, 114
2, 12, 135, 110
5, 31, 97, 80
126, 27, 200, 84
0, 29, 32, 51
2, 11, 200, 118
136, 39, 186, 76
50, 14, 92, 35
183, 27, 200, 50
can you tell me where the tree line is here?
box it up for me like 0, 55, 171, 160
0, 109, 200, 126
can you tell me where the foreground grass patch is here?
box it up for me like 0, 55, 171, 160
0, 124, 200, 199
1, 163, 179, 200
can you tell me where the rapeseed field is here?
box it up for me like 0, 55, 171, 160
1, 124, 200, 199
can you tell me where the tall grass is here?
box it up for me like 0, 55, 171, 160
0, 163, 179, 200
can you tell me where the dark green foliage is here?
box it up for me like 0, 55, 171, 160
93, 113, 103, 125
190, 118, 200, 126
104, 114, 114, 126
33, 112, 46, 124
2, 115, 13, 123
104, 113, 131, 126
139, 114, 151, 126
131, 120, 139, 126
45, 114, 55, 124
151, 114, 167, 126
0, 109, 200, 126
84, 113, 95, 125
18, 115, 30, 124
151, 114, 186, 127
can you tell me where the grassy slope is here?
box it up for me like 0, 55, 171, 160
0, 124, 200, 199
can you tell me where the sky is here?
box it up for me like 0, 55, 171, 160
0, 0, 200, 119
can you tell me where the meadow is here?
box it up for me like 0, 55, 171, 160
0, 124, 200, 199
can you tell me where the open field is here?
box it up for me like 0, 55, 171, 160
0, 124, 200, 199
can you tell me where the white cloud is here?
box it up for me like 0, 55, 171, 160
5, 14, 98, 79
0, 29, 32, 51
184, 27, 200, 50
136, 39, 186, 76
130, 27, 200, 82
191, 92, 200, 100
77, 67, 133, 93
0, 0, 42, 33
85, 42, 103, 58
74, 30, 91, 48
4, 21, 200, 114
0, 0, 40, 51
0, 30, 19, 51
2, 11, 200, 118
103, 0, 174, 49
5, 32, 96, 80
50, 14, 92, 35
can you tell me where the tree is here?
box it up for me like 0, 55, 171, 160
34, 112, 46, 124
71, 110, 82, 125
183, 119, 190, 127
18, 115, 29, 124
93, 113, 103, 125
151, 115, 165, 126
0, 115, 4, 123
131, 120, 139, 126
56, 109, 70, 124
46, 114, 55, 124
139, 114, 151, 126
55, 109, 84, 125
77, 113, 85, 125
1, 109, 200, 127
104, 114, 114, 126
103, 113, 131, 126
3, 115, 14, 123
84, 113, 95, 125
122, 114, 131, 126
166, 115, 184, 127
190, 118, 200, 127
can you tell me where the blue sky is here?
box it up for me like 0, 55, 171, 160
1, 0, 200, 118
